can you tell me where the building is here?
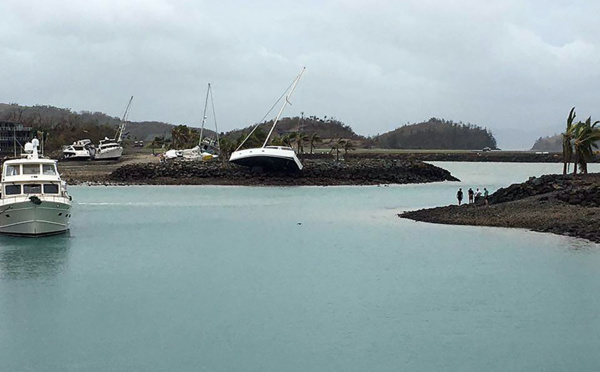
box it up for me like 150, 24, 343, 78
0, 121, 33, 156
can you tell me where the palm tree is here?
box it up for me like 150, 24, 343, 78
295, 131, 309, 153
281, 133, 295, 147
562, 107, 577, 175
308, 133, 321, 154
171, 125, 198, 149
342, 139, 355, 154
572, 117, 600, 175
329, 138, 346, 161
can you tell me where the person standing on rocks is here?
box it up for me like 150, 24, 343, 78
456, 188, 463, 205
468, 188, 474, 203
475, 188, 482, 203
483, 188, 489, 205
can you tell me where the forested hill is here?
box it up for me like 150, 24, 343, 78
222, 116, 364, 142
372, 118, 497, 150
0, 103, 176, 150
531, 134, 562, 152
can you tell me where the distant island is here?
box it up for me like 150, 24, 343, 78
531, 134, 562, 152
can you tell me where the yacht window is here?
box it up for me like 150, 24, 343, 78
5, 165, 20, 176
23, 164, 40, 175
23, 184, 42, 194
42, 164, 57, 175
43, 184, 59, 194
5, 185, 21, 195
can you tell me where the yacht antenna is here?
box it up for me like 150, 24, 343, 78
117, 96, 134, 143
262, 67, 306, 148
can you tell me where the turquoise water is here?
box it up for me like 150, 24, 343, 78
1, 163, 599, 371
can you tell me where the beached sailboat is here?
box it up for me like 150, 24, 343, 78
0, 139, 72, 236
165, 84, 220, 161
229, 67, 306, 171
94, 96, 133, 160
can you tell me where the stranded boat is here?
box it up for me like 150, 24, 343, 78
62, 139, 94, 160
0, 139, 72, 236
165, 83, 220, 161
94, 96, 133, 160
229, 67, 306, 172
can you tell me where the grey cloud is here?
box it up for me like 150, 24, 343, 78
1, 0, 598, 149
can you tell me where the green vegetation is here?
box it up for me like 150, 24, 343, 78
0, 103, 500, 155
371, 118, 497, 150
562, 107, 600, 175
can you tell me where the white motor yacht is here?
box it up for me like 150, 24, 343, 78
0, 140, 72, 236
93, 96, 133, 161
62, 139, 93, 160
229, 67, 305, 172
93, 138, 123, 160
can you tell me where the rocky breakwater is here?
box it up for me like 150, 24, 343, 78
400, 173, 600, 243
107, 158, 459, 186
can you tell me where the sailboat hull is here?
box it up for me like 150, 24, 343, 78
229, 147, 303, 171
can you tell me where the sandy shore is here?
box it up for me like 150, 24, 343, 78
400, 174, 600, 243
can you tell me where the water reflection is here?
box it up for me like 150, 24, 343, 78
0, 233, 71, 280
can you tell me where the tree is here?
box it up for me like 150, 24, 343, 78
572, 116, 600, 175
562, 107, 577, 175
170, 125, 198, 149
342, 139, 355, 154
328, 138, 346, 161
295, 131, 309, 153
151, 135, 166, 154
308, 133, 321, 154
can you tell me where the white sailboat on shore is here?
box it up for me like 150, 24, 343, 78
164, 84, 220, 161
229, 67, 306, 172
94, 96, 133, 161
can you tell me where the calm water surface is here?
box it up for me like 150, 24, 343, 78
1, 163, 599, 371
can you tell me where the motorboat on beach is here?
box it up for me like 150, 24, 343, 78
93, 96, 133, 161
229, 67, 306, 172
0, 139, 72, 236
62, 139, 93, 160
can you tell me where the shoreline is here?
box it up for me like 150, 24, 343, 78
400, 173, 600, 243
60, 155, 460, 186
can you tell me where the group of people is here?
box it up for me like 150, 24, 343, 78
456, 187, 488, 205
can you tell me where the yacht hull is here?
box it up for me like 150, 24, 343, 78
62, 152, 91, 161
229, 147, 303, 171
93, 147, 123, 160
0, 198, 71, 236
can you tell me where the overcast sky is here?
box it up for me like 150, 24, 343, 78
1, 0, 599, 149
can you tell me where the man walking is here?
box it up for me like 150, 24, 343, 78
456, 188, 463, 205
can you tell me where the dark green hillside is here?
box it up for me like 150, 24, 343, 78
372, 118, 497, 150
223, 116, 364, 142
531, 134, 561, 152
0, 103, 176, 152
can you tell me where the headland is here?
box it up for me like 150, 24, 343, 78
400, 173, 600, 243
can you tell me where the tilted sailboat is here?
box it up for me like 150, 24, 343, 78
94, 96, 134, 160
181, 83, 220, 161
164, 84, 220, 161
229, 67, 306, 172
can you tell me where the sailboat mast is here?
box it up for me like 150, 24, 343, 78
117, 96, 134, 143
262, 67, 306, 148
199, 83, 211, 149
